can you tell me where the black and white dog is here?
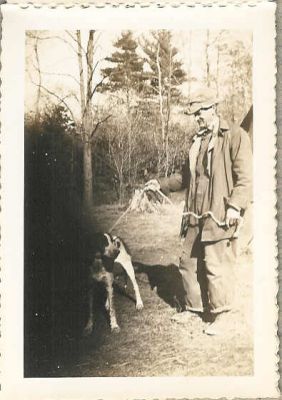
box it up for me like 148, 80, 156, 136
84, 233, 144, 334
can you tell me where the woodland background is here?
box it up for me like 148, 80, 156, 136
25, 30, 252, 206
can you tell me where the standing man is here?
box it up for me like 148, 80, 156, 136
175, 87, 252, 335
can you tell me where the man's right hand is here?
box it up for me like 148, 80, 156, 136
225, 207, 241, 228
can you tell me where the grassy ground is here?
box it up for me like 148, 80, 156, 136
58, 192, 253, 377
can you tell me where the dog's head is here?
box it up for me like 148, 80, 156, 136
95, 233, 120, 259
112, 236, 122, 250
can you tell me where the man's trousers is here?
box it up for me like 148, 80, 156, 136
179, 225, 236, 314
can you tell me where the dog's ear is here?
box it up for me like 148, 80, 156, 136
114, 238, 121, 248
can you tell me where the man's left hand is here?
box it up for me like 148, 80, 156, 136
225, 207, 240, 228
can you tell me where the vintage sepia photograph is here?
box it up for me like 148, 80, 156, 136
0, 3, 277, 398
24, 29, 254, 377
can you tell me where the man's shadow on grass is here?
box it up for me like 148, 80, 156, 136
133, 262, 187, 312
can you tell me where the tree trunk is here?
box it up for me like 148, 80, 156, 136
76, 30, 95, 207
34, 37, 41, 118
83, 139, 93, 209
231, 57, 236, 122
216, 44, 220, 97
188, 31, 192, 98
119, 173, 124, 205
70, 132, 75, 197
205, 30, 211, 88
165, 47, 172, 177
126, 88, 132, 183
76, 31, 86, 117
156, 43, 165, 150
87, 31, 95, 102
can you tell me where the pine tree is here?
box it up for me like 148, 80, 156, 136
100, 31, 146, 98
142, 31, 186, 100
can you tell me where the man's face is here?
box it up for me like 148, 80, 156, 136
194, 106, 215, 130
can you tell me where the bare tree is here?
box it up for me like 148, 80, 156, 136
26, 30, 111, 209
164, 46, 173, 176
205, 30, 211, 88
142, 31, 186, 177
156, 42, 166, 152
187, 31, 192, 98
77, 30, 95, 208
26, 32, 43, 118
34, 37, 42, 117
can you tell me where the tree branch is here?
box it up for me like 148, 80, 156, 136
90, 114, 112, 139
82, 77, 106, 118
28, 32, 81, 57
34, 37, 41, 115
65, 30, 88, 56
89, 59, 101, 83
30, 78, 77, 123
90, 76, 105, 101
32, 66, 81, 87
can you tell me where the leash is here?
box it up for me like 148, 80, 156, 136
109, 205, 132, 233
154, 188, 173, 205
182, 210, 226, 226
182, 210, 243, 239
109, 186, 172, 232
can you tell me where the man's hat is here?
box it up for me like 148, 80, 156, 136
185, 87, 219, 115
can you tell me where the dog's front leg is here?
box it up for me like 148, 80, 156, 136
122, 260, 144, 310
83, 284, 94, 336
105, 273, 120, 333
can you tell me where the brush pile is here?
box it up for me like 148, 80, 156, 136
129, 179, 172, 213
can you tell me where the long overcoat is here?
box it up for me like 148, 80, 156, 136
180, 119, 253, 241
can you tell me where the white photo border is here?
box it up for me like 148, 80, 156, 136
0, 2, 278, 399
